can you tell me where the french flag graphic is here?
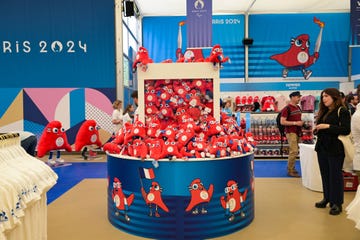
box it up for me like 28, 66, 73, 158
138, 167, 155, 179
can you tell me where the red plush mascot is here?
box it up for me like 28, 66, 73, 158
132, 46, 153, 73
37, 120, 72, 165
74, 120, 102, 160
206, 44, 230, 69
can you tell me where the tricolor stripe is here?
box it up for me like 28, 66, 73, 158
139, 167, 155, 179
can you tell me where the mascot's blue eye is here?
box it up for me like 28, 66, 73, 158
61, 127, 65, 132
89, 126, 94, 131
192, 184, 199, 189
295, 39, 302, 47
52, 128, 58, 133
306, 41, 310, 48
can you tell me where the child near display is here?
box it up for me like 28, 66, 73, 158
111, 99, 123, 135
123, 104, 134, 124
131, 90, 139, 119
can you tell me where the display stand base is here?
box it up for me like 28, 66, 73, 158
107, 154, 255, 239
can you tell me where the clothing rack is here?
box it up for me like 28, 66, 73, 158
0, 133, 58, 240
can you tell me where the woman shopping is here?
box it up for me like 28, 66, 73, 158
313, 88, 351, 215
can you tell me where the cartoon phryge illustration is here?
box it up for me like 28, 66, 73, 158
270, 17, 325, 80
220, 180, 248, 222
185, 178, 214, 214
139, 168, 169, 217
111, 177, 134, 222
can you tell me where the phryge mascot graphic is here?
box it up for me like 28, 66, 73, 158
220, 180, 248, 222
185, 178, 214, 214
111, 177, 134, 222
139, 166, 169, 217
270, 17, 325, 80
141, 181, 169, 217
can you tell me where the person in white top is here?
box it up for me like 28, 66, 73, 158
123, 104, 135, 124
111, 100, 123, 135
351, 92, 360, 172
346, 88, 360, 229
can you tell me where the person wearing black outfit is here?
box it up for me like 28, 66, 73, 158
131, 90, 139, 120
313, 88, 351, 215
346, 93, 358, 115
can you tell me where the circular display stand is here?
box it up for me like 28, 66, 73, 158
107, 153, 255, 239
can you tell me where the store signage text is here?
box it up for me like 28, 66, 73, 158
2, 40, 87, 54
212, 18, 241, 25
285, 83, 301, 90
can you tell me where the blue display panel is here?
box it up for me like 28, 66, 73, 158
107, 154, 255, 239
0, 0, 115, 88
249, 13, 349, 79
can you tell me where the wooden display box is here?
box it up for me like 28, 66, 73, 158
137, 62, 220, 123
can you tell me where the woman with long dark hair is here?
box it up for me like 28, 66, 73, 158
313, 88, 351, 215
123, 104, 135, 124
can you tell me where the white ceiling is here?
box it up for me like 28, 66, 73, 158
134, 0, 350, 16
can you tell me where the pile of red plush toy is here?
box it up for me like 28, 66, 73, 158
103, 46, 256, 165
104, 81, 256, 163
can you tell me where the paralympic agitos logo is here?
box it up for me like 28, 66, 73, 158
1, 40, 87, 54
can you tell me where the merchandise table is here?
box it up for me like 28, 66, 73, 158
299, 143, 323, 192
107, 153, 255, 240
